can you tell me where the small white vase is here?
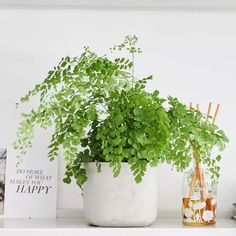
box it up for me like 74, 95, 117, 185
83, 162, 158, 227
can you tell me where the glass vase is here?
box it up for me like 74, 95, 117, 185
182, 161, 217, 226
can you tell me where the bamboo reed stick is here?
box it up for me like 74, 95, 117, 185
189, 171, 197, 198
196, 103, 200, 111
197, 163, 206, 199
213, 103, 220, 124
201, 167, 206, 198
206, 102, 212, 122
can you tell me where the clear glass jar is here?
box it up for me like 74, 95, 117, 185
182, 161, 217, 226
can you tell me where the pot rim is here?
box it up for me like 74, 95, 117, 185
85, 162, 129, 165
85, 162, 156, 168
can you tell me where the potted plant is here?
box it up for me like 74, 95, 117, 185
166, 98, 228, 225
14, 36, 171, 226
13, 35, 228, 226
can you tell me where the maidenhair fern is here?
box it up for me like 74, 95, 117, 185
14, 35, 228, 188
14, 36, 170, 187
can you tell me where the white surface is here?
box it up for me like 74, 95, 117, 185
0, 216, 235, 236
83, 163, 158, 226
4, 146, 58, 218
0, 7, 236, 215
1, 0, 236, 9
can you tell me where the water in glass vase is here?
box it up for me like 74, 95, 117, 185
182, 162, 217, 226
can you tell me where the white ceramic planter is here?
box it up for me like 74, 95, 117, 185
83, 162, 158, 227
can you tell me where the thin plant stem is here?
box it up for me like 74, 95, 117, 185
132, 53, 134, 86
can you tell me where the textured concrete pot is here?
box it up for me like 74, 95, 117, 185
83, 162, 158, 227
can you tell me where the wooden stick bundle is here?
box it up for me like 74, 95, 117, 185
188, 102, 220, 199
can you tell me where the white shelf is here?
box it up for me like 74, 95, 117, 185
0, 217, 235, 236
1, 0, 236, 9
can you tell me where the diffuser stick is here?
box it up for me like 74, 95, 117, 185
206, 102, 212, 122
213, 104, 220, 124
196, 104, 200, 111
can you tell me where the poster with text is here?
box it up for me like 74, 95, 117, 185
0, 148, 7, 215
4, 146, 58, 218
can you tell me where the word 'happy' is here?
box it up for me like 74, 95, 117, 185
16, 185, 52, 194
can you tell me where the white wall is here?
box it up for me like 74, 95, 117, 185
0, 7, 235, 216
